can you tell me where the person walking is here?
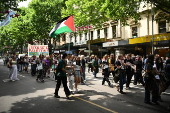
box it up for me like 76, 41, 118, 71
80, 55, 86, 84
144, 55, 159, 105
44, 56, 51, 78
66, 55, 75, 93
102, 54, 112, 87
30, 55, 37, 76
124, 54, 134, 90
115, 54, 126, 94
92, 55, 99, 78
8, 56, 20, 81
133, 55, 145, 86
54, 53, 71, 99
108, 54, 115, 78
24, 55, 29, 73
165, 58, 170, 88
17, 56, 24, 72
36, 57, 44, 82
73, 56, 82, 92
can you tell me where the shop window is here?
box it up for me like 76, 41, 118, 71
74, 33, 77, 42
132, 27, 138, 38
90, 31, 93, 40
112, 25, 116, 38
104, 27, 108, 38
158, 21, 166, 33
97, 30, 100, 39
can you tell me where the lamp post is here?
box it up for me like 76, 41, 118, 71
88, 29, 91, 56
68, 33, 71, 54
151, 2, 154, 55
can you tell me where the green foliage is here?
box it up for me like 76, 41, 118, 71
29, 0, 66, 39
0, 0, 66, 53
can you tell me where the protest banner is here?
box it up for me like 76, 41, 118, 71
28, 45, 49, 57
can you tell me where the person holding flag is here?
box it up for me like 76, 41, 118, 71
50, 15, 75, 99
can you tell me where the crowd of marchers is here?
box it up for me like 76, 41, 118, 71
2, 53, 170, 105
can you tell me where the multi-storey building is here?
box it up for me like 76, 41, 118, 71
55, 3, 170, 57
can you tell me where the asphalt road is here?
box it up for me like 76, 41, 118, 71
0, 59, 170, 113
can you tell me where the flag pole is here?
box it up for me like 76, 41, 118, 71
68, 33, 71, 54
88, 29, 91, 56
151, 2, 154, 55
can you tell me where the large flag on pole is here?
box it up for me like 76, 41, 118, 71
49, 15, 75, 38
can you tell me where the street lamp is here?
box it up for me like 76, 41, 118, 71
151, 2, 154, 55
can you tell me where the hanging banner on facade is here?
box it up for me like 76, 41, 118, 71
28, 45, 49, 57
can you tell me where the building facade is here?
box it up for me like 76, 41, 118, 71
55, 3, 170, 57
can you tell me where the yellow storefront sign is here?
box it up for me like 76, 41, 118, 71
129, 33, 170, 44
87, 38, 106, 44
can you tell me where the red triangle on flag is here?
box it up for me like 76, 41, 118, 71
64, 15, 75, 32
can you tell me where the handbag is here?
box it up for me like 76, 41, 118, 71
7, 64, 12, 68
37, 63, 43, 70
113, 74, 120, 83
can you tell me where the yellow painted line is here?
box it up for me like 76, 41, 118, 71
72, 95, 118, 113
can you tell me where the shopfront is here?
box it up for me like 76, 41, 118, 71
129, 33, 170, 57
87, 38, 107, 56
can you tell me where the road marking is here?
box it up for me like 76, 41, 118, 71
72, 95, 118, 113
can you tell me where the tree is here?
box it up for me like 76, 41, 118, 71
0, 7, 37, 53
1, 0, 67, 54
29, 0, 67, 53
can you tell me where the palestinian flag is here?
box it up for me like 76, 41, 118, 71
49, 15, 75, 38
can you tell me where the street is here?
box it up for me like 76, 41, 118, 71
0, 59, 170, 113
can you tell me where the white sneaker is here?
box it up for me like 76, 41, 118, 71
15, 78, 20, 81
75, 88, 78, 92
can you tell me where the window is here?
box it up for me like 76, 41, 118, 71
104, 27, 108, 38
85, 33, 87, 40
75, 36, 77, 42
62, 34, 66, 41
132, 27, 138, 38
79, 33, 82, 40
90, 31, 93, 40
74, 33, 77, 42
158, 21, 166, 33
97, 30, 100, 39
112, 25, 116, 38
70, 36, 72, 42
